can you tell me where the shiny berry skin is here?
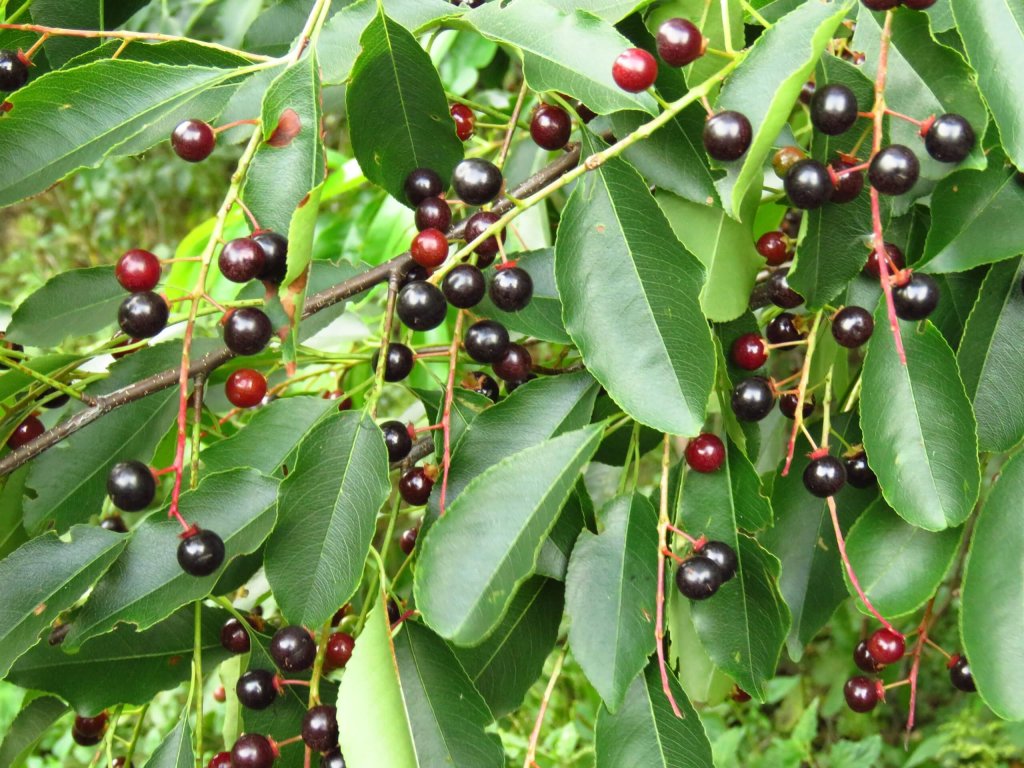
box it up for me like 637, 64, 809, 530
869, 144, 920, 195
7, 414, 44, 449
924, 113, 975, 163
803, 454, 846, 497
675, 556, 724, 600
226, 369, 267, 408
612, 48, 658, 92
74, 712, 109, 741
862, 0, 898, 8
731, 377, 775, 422
236, 669, 278, 710
703, 111, 753, 162
756, 231, 790, 266
903, 0, 937, 8
404, 168, 444, 206
209, 752, 233, 768
302, 705, 339, 752
809, 83, 858, 136
220, 617, 251, 654
784, 159, 833, 209
171, 119, 216, 162
322, 749, 347, 768
452, 158, 503, 206
411, 228, 449, 268
766, 312, 803, 344
415, 197, 452, 232
324, 632, 355, 671
731, 333, 768, 370
219, 238, 266, 283
868, 627, 905, 665
450, 103, 475, 141
106, 460, 156, 511
685, 433, 725, 473
399, 527, 418, 555
700, 540, 737, 582
397, 281, 448, 331
116, 249, 162, 292
0, 50, 29, 92
402, 264, 429, 287
466, 370, 500, 402
854, 640, 883, 673
271, 625, 317, 671
254, 231, 289, 284
656, 18, 704, 67
100, 515, 129, 533
832, 306, 874, 348
844, 676, 880, 713
767, 269, 804, 309
118, 291, 169, 338
463, 210, 505, 262
779, 394, 814, 420
231, 733, 277, 768
799, 80, 816, 105
177, 528, 225, 576
493, 343, 532, 382
864, 242, 904, 278
893, 273, 940, 321
830, 157, 865, 203
845, 450, 877, 489
948, 654, 976, 692
490, 267, 533, 311
442, 264, 486, 308
223, 308, 273, 356
530, 104, 572, 151
399, 466, 433, 505
464, 320, 510, 363
381, 421, 412, 462
371, 342, 414, 382
772, 146, 806, 179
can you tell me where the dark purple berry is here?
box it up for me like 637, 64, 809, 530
452, 159, 503, 206
463, 211, 505, 263
854, 640, 883, 673
810, 84, 858, 135
869, 145, 920, 195
219, 238, 266, 283
868, 628, 905, 665
844, 450, 876, 489
489, 267, 533, 311
703, 111, 753, 162
442, 264, 485, 308
784, 159, 832, 209
766, 313, 803, 344
675, 556, 724, 600
270, 626, 316, 672
371, 342, 414, 382
405, 168, 444, 206
399, 467, 433, 506
380, 421, 412, 462
415, 197, 452, 232
253, 231, 289, 284
832, 306, 874, 348
830, 157, 865, 204
301, 705, 339, 753
106, 460, 156, 512
177, 528, 225, 576
492, 343, 532, 382
699, 540, 737, 582
236, 669, 278, 710
397, 281, 447, 331
779, 394, 814, 420
767, 269, 804, 309
949, 654, 976, 692
464, 320, 510, 363
221, 618, 251, 654
223, 308, 273, 356
231, 733, 277, 768
893, 273, 940, 321
803, 454, 846, 497
731, 377, 775, 422
924, 114, 975, 163
171, 120, 216, 162
100, 515, 129, 533
844, 676, 880, 712
530, 104, 572, 151
321, 749, 347, 768
656, 18, 704, 67
118, 292, 169, 338
0, 50, 29, 92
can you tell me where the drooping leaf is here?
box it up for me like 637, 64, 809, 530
265, 411, 391, 628
5, 267, 123, 346
0, 695, 68, 768
566, 493, 657, 712
475, 249, 570, 344
416, 425, 603, 645
860, 314, 980, 531
555, 138, 714, 436
142, 708, 192, 768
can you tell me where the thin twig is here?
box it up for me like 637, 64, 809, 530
523, 646, 568, 768
438, 312, 464, 516
655, 433, 683, 718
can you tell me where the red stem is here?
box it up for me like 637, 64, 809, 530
438, 311, 464, 516
905, 599, 935, 742
234, 197, 261, 232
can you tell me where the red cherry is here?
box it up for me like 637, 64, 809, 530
116, 249, 162, 292
208, 752, 232, 768
756, 231, 790, 266
731, 333, 768, 370
399, 527, 419, 555
450, 103, 475, 141
7, 414, 44, 449
411, 228, 450, 268
867, 628, 905, 665
226, 369, 267, 409
612, 48, 658, 93
685, 433, 725, 473
324, 631, 355, 671
864, 242, 904, 278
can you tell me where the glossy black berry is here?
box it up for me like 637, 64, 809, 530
442, 264, 485, 308
830, 157, 865, 204
466, 370, 500, 402
854, 640, 883, 673
106, 460, 156, 512
397, 281, 447, 331
100, 515, 129, 533
844, 450, 877, 489
767, 269, 804, 309
0, 50, 29, 92
171, 119, 216, 162
844, 676, 880, 713
452, 158, 503, 206
464, 320, 510, 363
779, 393, 814, 420
731, 377, 775, 422
780, 208, 803, 237
766, 312, 803, 344
219, 238, 266, 283
118, 292, 169, 338
223, 308, 273, 355
380, 420, 412, 462
893, 273, 940, 321
862, 0, 898, 8
415, 197, 452, 232
253, 231, 289, 284
703, 111, 753, 162
221, 617, 251, 654
236, 669, 278, 710
302, 705, 339, 753
612, 48, 658, 92
868, 627, 905, 665
493, 343, 532, 382
530, 104, 572, 151
399, 466, 433, 506
401, 264, 430, 289
404, 168, 444, 206
675, 556, 724, 600
700, 540, 737, 582
116, 249, 162, 292
271, 626, 317, 671
832, 306, 874, 348
371, 343, 414, 382
463, 211, 505, 262
321, 749, 347, 768
657, 18, 704, 67
869, 144, 920, 195
924, 113, 975, 163
803, 454, 846, 497
810, 84, 858, 135
784, 159, 832, 209
489, 267, 533, 311
949, 654, 976, 692
231, 733, 277, 768
177, 528, 225, 576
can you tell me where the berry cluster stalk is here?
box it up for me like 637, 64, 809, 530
655, 433, 684, 718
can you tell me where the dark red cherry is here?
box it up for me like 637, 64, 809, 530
452, 158, 503, 206
411, 229, 450, 268
220, 617, 251, 654
7, 414, 44, 449
324, 632, 355, 671
924, 113, 975, 163
699, 540, 737, 582
223, 308, 273, 356
703, 111, 753, 162
831, 306, 874, 348
767, 269, 804, 309
219, 238, 266, 283
253, 231, 289, 285
868, 628, 905, 665
784, 159, 832, 209
864, 242, 904, 278
685, 433, 725, 473
489, 266, 533, 311
236, 669, 278, 710
612, 48, 658, 92
756, 231, 790, 266
869, 144, 920, 196
492, 343, 532, 382
404, 168, 444, 206
450, 103, 475, 141
171, 119, 216, 162
270, 625, 317, 671
106, 460, 156, 511
766, 313, 804, 344
830, 157, 865, 203
464, 320, 510, 363
854, 640, 883, 673
231, 733, 278, 768
809, 83, 858, 135
226, 369, 267, 409
116, 249, 162, 292
399, 466, 433, 505
209, 752, 233, 768
802, 454, 846, 497
731, 333, 768, 370
442, 264, 486, 308
862, 0, 898, 8
74, 712, 109, 740
948, 654, 976, 692
463, 210, 505, 262
397, 281, 448, 331
177, 528, 225, 576
779, 394, 814, 420
100, 515, 129, 533
844, 676, 881, 712
415, 197, 452, 232
321, 749, 347, 768
380, 421, 413, 462
675, 556, 724, 600
530, 104, 572, 151
656, 18, 705, 67
302, 705, 339, 753
118, 291, 169, 338
399, 527, 418, 555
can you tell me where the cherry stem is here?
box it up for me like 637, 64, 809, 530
763, 340, 806, 350
497, 80, 528, 170
834, 160, 870, 176
700, 95, 714, 116
523, 646, 567, 768
233, 197, 261, 232
661, 547, 685, 564
365, 272, 401, 418
277, 679, 311, 687
655, 434, 684, 718
666, 523, 701, 547
276, 735, 304, 748
884, 107, 924, 127
24, 32, 49, 60
413, 423, 444, 434
390, 608, 418, 629
782, 310, 823, 476
924, 636, 952, 659
884, 679, 911, 690
215, 118, 260, 134
905, 598, 935, 742
201, 293, 229, 314
438, 311, 465, 516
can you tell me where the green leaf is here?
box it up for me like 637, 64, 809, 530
0, 468, 30, 560
5, 267, 123, 346
142, 708, 192, 768
265, 411, 391, 627
555, 140, 714, 436
535, 480, 594, 580
566, 493, 658, 712
0, 695, 68, 768
715, 0, 853, 218
594, 661, 714, 768
6, 605, 231, 713
950, 0, 1024, 170
0, 525, 126, 678
919, 157, 1024, 273
466, 0, 657, 116
961, 451, 1024, 720
64, 470, 279, 648
658, 192, 762, 322
545, 0, 654, 22
0, 60, 240, 208
0, 353, 81, 404
347, 9, 463, 204
475, 249, 569, 344
647, 0, 744, 88
450, 576, 564, 718
242, 53, 325, 235
860, 315, 980, 531
31, 0, 150, 67
956, 258, 1024, 452
416, 425, 602, 645
844, 497, 961, 618
926, 267, 988, 350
